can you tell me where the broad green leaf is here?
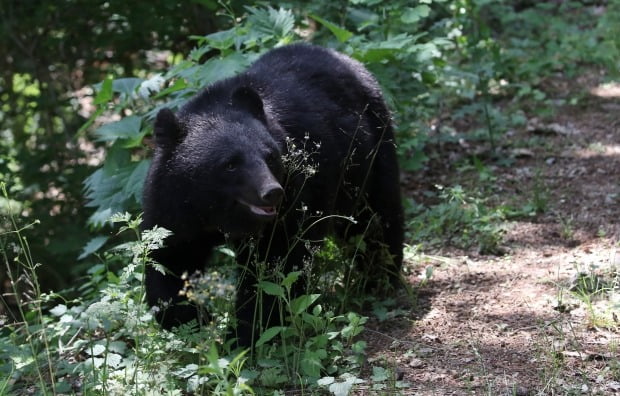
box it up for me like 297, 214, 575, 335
93, 116, 141, 142
309, 14, 353, 43
94, 77, 113, 105
154, 78, 189, 99
0, 195, 22, 216
258, 281, 284, 297
84, 146, 149, 227
105, 353, 122, 368
318, 376, 335, 386
204, 28, 237, 50
281, 271, 301, 290
112, 78, 144, 95
289, 294, 320, 315
301, 350, 325, 378
355, 48, 399, 63
401, 5, 431, 24
255, 326, 287, 347
371, 366, 389, 382
107, 341, 127, 354
329, 381, 354, 396
88, 208, 114, 228
50, 304, 67, 317
121, 159, 151, 203
248, 7, 295, 38
54, 382, 71, 393
191, 54, 250, 85
329, 375, 365, 396
78, 235, 109, 260
85, 344, 105, 356
174, 364, 199, 379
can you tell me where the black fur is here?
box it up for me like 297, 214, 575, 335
142, 44, 404, 346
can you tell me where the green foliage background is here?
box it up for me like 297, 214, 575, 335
0, 0, 619, 393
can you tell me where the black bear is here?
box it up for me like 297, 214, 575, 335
142, 43, 403, 346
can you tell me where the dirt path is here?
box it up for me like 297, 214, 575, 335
363, 79, 620, 395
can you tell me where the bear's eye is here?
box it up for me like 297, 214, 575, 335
223, 155, 241, 172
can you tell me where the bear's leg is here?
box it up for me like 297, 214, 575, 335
354, 139, 404, 289
368, 141, 404, 283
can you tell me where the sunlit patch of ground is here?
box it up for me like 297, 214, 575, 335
361, 74, 620, 395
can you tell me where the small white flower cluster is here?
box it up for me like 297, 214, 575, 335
180, 269, 237, 309
282, 134, 320, 178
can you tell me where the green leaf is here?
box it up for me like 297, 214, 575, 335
301, 349, 326, 378
401, 5, 431, 24
190, 54, 251, 85
154, 78, 188, 99
204, 28, 237, 50
94, 77, 113, 105
93, 116, 142, 142
112, 78, 144, 95
258, 281, 284, 297
329, 381, 354, 396
309, 14, 353, 42
54, 381, 71, 393
289, 294, 320, 315
78, 235, 109, 260
50, 304, 67, 317
105, 353, 122, 368
83, 146, 150, 227
281, 271, 301, 290
121, 159, 151, 203
216, 246, 236, 257
318, 376, 335, 386
255, 326, 287, 347
85, 344, 106, 356
247, 7, 295, 38
77, 107, 104, 136
107, 341, 127, 354
371, 366, 389, 382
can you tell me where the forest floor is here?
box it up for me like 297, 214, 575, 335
362, 73, 620, 395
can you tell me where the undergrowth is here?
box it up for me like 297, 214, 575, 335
1, 203, 403, 394
407, 184, 506, 255
3, 1, 620, 394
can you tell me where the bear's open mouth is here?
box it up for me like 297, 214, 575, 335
238, 200, 277, 218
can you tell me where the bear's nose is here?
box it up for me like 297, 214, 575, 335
261, 184, 284, 205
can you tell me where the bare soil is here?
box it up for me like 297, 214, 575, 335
362, 76, 620, 395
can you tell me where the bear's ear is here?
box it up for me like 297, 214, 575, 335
154, 108, 182, 149
231, 86, 267, 123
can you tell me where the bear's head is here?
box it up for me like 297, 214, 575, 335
152, 86, 285, 236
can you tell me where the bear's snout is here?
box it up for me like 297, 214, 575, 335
260, 183, 283, 206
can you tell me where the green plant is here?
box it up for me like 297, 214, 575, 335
0, 182, 57, 394
1, 204, 383, 393
408, 184, 506, 254
502, 168, 549, 219
558, 215, 575, 242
